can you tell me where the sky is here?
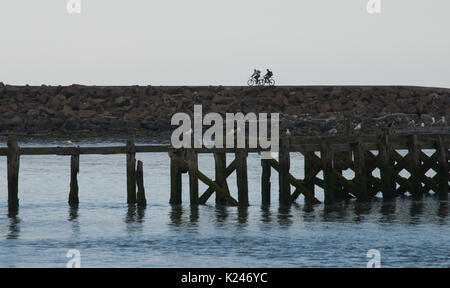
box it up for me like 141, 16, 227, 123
0, 0, 449, 87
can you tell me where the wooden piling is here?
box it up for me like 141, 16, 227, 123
261, 158, 271, 206
408, 135, 423, 200
279, 135, 291, 206
68, 154, 80, 206
353, 138, 369, 201
214, 153, 229, 205
136, 160, 147, 207
236, 149, 249, 206
304, 152, 316, 198
377, 132, 395, 200
7, 139, 20, 210
320, 143, 335, 205
186, 150, 199, 205
436, 136, 448, 200
169, 151, 183, 205
126, 139, 137, 204
334, 151, 352, 201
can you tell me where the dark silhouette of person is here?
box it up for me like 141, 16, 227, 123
264, 69, 273, 82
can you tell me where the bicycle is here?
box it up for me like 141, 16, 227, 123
247, 77, 275, 87
260, 77, 275, 87
247, 77, 261, 86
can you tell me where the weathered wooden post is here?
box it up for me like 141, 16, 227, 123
136, 160, 147, 207
169, 151, 182, 204
408, 135, 423, 200
126, 139, 137, 204
279, 135, 291, 206
214, 152, 229, 205
304, 152, 316, 198
436, 136, 448, 200
320, 142, 336, 205
261, 158, 271, 206
68, 153, 80, 206
7, 139, 20, 210
334, 151, 351, 201
377, 131, 395, 200
236, 149, 249, 206
353, 138, 369, 201
186, 149, 199, 205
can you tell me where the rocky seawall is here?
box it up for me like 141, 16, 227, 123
0, 83, 449, 139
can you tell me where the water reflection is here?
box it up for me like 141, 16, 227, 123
260, 206, 272, 223
353, 202, 372, 222
215, 206, 228, 223
379, 201, 396, 223
380, 201, 396, 215
277, 206, 293, 228
169, 204, 183, 226
125, 204, 146, 223
125, 205, 146, 233
68, 205, 79, 221
410, 201, 423, 224
68, 206, 80, 236
321, 203, 349, 222
190, 206, 199, 223
237, 206, 248, 225
438, 201, 448, 219
167, 205, 200, 233
303, 203, 316, 213
137, 207, 146, 223
7, 210, 20, 240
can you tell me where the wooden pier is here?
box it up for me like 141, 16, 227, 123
1, 129, 449, 212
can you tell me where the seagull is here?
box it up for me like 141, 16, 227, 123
286, 129, 291, 136
435, 116, 446, 125
408, 120, 416, 127
354, 123, 362, 130
328, 128, 338, 135
431, 117, 436, 125
62, 140, 74, 146
420, 122, 425, 128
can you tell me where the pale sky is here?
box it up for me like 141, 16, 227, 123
0, 0, 449, 87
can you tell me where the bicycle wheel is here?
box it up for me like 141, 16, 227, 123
268, 79, 275, 86
247, 79, 255, 86
258, 79, 266, 86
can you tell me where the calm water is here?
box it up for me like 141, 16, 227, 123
0, 139, 449, 268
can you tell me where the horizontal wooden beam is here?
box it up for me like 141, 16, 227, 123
0, 132, 448, 156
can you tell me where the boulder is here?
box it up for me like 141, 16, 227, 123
78, 110, 97, 118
